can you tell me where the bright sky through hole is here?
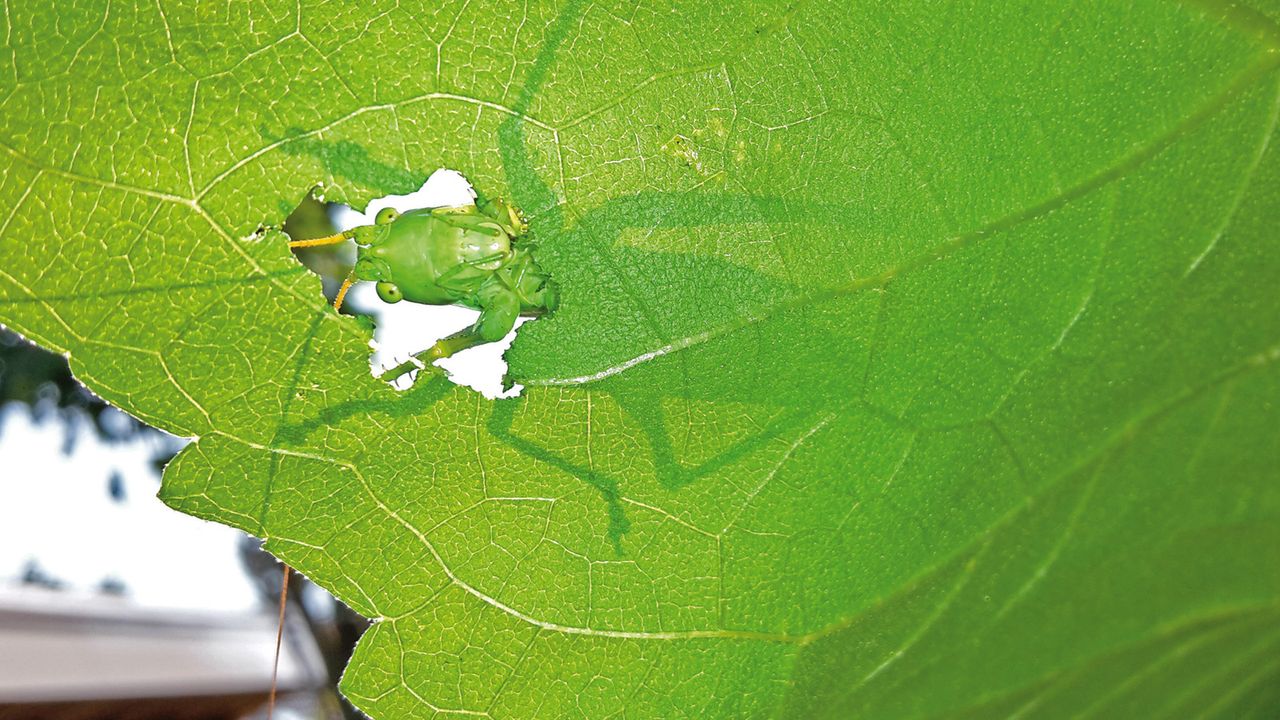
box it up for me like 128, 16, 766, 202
334, 169, 528, 399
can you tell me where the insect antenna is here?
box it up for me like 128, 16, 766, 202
288, 231, 352, 248
266, 562, 291, 720
333, 270, 356, 312
285, 229, 359, 311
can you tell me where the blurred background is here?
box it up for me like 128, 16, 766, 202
0, 171, 522, 719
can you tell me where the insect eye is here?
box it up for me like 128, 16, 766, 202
375, 207, 400, 225
376, 281, 403, 303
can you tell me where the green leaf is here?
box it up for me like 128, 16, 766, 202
2, 1, 1279, 717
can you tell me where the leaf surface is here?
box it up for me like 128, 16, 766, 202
2, 1, 1279, 717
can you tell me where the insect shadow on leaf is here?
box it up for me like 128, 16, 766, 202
488, 0, 864, 504
268, 0, 860, 549
263, 125, 426, 198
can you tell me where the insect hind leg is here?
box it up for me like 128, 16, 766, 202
377, 328, 489, 383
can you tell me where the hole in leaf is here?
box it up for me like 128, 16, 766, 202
284, 169, 539, 399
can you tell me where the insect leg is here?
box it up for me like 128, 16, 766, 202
377, 287, 521, 383
476, 196, 527, 236
474, 286, 521, 343
432, 254, 507, 294
376, 328, 487, 382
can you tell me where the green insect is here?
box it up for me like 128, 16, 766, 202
290, 196, 557, 380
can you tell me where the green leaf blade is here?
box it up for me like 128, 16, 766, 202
2, 1, 1278, 717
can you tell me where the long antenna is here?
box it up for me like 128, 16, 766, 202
266, 563, 291, 720
288, 232, 350, 248
287, 231, 358, 312
333, 272, 355, 312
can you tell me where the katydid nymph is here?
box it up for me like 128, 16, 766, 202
289, 195, 559, 382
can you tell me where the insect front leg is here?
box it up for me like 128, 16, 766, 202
476, 196, 527, 237
473, 283, 522, 343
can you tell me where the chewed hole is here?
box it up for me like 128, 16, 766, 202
287, 169, 531, 399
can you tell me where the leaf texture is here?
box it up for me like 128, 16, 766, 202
1, 1, 1279, 717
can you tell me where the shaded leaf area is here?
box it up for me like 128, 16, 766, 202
1, 0, 1279, 717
